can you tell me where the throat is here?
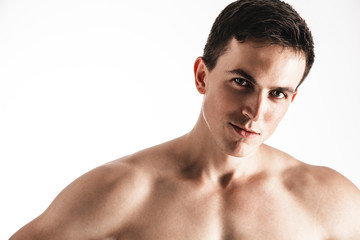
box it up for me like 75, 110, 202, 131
220, 172, 235, 188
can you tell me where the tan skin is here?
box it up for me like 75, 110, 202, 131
10, 39, 360, 240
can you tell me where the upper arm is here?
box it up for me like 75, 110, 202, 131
10, 162, 152, 240
310, 167, 360, 239
283, 164, 360, 239
326, 169, 360, 239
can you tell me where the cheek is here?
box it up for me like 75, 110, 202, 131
202, 86, 236, 127
264, 103, 290, 127
203, 93, 224, 122
205, 84, 233, 110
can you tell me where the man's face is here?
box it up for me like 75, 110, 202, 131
196, 38, 306, 157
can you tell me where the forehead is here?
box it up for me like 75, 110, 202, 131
215, 38, 306, 89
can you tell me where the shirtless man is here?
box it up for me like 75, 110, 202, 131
10, 0, 360, 239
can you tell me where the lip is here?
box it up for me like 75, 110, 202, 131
229, 123, 260, 139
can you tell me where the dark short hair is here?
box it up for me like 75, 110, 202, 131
203, 0, 314, 87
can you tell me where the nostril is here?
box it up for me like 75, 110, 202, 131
242, 112, 251, 121
241, 107, 254, 121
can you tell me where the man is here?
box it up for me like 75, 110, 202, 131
10, 0, 360, 239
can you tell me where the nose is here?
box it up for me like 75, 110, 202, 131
241, 92, 265, 122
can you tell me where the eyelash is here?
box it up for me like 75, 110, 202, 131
270, 90, 288, 99
233, 78, 252, 88
233, 78, 288, 99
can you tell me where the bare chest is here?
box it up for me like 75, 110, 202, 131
116, 180, 324, 240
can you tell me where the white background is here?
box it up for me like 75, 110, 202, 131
1, 0, 359, 238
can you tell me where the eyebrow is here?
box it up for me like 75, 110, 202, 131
227, 68, 296, 94
227, 69, 256, 84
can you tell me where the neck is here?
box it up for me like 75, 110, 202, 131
177, 113, 267, 186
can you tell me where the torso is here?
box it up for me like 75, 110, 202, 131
110, 144, 326, 240
117, 177, 323, 240
10, 140, 360, 240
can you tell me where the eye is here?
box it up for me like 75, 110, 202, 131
234, 78, 251, 87
270, 90, 287, 99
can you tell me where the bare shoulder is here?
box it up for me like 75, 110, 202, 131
280, 156, 360, 239
10, 154, 155, 240
281, 160, 360, 206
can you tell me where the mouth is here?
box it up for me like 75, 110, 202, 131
229, 123, 260, 139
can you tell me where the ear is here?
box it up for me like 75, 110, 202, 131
291, 91, 298, 102
194, 57, 207, 94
